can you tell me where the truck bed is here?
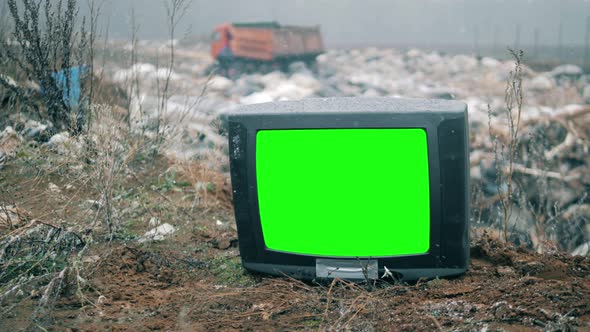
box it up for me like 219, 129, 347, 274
229, 24, 324, 61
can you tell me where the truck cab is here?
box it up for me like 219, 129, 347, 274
210, 24, 233, 61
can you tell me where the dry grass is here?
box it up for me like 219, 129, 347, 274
172, 159, 233, 211
0, 100, 182, 326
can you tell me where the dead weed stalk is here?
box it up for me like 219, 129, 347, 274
488, 48, 524, 242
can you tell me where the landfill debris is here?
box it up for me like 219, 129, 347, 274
139, 223, 176, 243
0, 126, 22, 166
48, 183, 61, 194
3, 43, 590, 254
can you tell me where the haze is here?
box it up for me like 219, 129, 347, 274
98, 0, 589, 49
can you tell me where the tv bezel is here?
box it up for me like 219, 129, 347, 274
227, 97, 469, 281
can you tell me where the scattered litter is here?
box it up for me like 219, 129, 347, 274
572, 242, 590, 256
47, 132, 70, 146
148, 217, 161, 227
139, 223, 176, 243
0, 126, 22, 165
48, 183, 61, 194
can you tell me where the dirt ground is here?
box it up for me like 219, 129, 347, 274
5, 226, 590, 331
15, 231, 588, 331
1, 153, 589, 331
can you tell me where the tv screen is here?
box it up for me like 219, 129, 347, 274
227, 97, 469, 281
256, 128, 430, 257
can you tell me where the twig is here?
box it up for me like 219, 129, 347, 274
428, 315, 444, 331
507, 163, 580, 182
322, 278, 337, 327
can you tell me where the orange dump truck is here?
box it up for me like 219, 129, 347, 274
210, 22, 324, 76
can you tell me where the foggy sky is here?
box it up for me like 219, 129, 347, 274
93, 0, 590, 48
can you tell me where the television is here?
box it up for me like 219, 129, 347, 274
227, 97, 469, 281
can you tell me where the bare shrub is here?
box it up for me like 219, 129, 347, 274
488, 49, 524, 243
0, 102, 144, 324
126, 8, 142, 130
154, 0, 192, 143
0, 0, 214, 326
0, 0, 95, 135
85, 104, 131, 239
0, 217, 84, 325
485, 49, 590, 251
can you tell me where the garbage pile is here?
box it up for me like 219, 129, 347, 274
202, 47, 590, 254
2, 43, 589, 254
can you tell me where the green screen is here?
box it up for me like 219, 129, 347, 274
256, 128, 430, 257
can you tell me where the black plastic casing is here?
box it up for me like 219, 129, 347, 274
227, 97, 469, 281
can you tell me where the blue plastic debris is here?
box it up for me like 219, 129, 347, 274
52, 66, 87, 108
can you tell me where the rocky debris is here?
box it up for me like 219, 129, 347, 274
139, 223, 176, 243
239, 91, 273, 105
0, 73, 17, 87
45, 131, 76, 155
47, 132, 70, 146
21, 119, 52, 142
423, 300, 481, 320
228, 74, 264, 96
112, 63, 181, 83
5, 42, 586, 255
481, 57, 501, 68
0, 126, 22, 166
148, 217, 161, 227
572, 242, 590, 256
215, 219, 230, 229
48, 183, 61, 194
549, 64, 583, 78
562, 204, 590, 238
208, 75, 234, 92
496, 266, 516, 277
237, 69, 321, 104
288, 61, 313, 74
530, 75, 555, 91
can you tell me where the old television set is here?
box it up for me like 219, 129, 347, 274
227, 97, 469, 281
